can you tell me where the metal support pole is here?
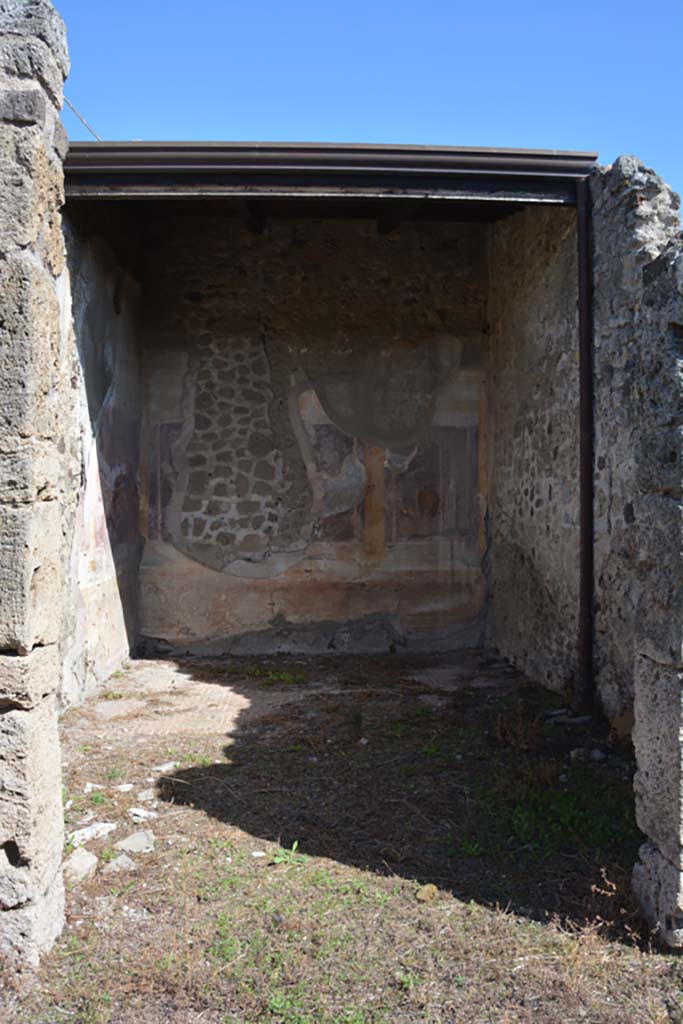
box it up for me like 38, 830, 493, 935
575, 177, 595, 712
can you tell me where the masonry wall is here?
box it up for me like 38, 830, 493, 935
60, 215, 143, 705
592, 158, 683, 721
138, 215, 489, 653
487, 206, 580, 691
591, 157, 683, 944
0, 0, 69, 963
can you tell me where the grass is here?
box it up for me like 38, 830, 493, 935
3, 653, 681, 1024
88, 792, 110, 807
507, 770, 635, 858
220, 662, 308, 686
246, 664, 307, 686
180, 750, 215, 768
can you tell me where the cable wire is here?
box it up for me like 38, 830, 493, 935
63, 96, 102, 141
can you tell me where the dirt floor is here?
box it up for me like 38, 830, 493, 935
3, 649, 683, 1024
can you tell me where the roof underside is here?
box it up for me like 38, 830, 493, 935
64, 142, 598, 213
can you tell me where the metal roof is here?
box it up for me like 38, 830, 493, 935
64, 142, 598, 206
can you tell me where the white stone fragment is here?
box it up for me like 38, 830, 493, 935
127, 806, 158, 822
63, 847, 98, 884
115, 783, 134, 792
102, 853, 137, 874
68, 822, 116, 847
115, 830, 155, 854
152, 761, 178, 773
121, 904, 151, 921
136, 788, 156, 802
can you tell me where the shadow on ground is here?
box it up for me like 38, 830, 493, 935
153, 649, 643, 941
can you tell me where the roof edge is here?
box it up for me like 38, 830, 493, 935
64, 141, 598, 204
65, 140, 597, 171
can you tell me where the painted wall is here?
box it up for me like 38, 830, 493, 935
487, 206, 580, 691
138, 215, 489, 653
61, 219, 143, 704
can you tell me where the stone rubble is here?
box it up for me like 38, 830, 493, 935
102, 853, 137, 875
127, 807, 158, 822
62, 848, 97, 885
115, 831, 156, 854
68, 822, 117, 847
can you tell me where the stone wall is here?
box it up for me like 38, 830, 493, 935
591, 157, 683, 944
138, 214, 490, 653
60, 215, 143, 705
487, 206, 580, 691
0, 0, 69, 963
592, 158, 682, 721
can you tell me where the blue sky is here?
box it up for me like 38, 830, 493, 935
58, 0, 682, 198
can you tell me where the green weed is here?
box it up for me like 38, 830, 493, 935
267, 983, 315, 1024
461, 836, 483, 858
197, 874, 239, 901
271, 840, 307, 867
208, 913, 243, 964
247, 665, 307, 686
396, 970, 421, 992
182, 751, 214, 768
508, 768, 637, 858
422, 740, 442, 758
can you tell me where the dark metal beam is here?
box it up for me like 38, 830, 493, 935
575, 176, 596, 714
64, 141, 598, 205
64, 141, 598, 176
